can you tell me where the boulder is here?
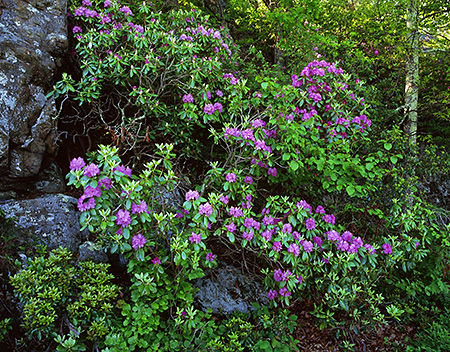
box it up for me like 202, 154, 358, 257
195, 261, 269, 315
0, 194, 81, 252
0, 0, 68, 179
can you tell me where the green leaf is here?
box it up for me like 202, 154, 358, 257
290, 160, 299, 171
366, 163, 374, 170
384, 142, 393, 151
261, 82, 268, 90
390, 155, 398, 164
316, 158, 325, 171
257, 340, 272, 350
346, 185, 355, 197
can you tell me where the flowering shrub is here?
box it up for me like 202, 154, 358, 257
184, 166, 428, 326
54, 1, 432, 347
220, 59, 401, 198
53, 0, 247, 158
66, 141, 428, 342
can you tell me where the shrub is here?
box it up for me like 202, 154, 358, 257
54, 0, 244, 159
10, 247, 119, 349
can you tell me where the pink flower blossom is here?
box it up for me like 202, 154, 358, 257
199, 203, 213, 217
77, 195, 95, 212
70, 157, 85, 171
132, 200, 148, 214
116, 209, 131, 227
132, 234, 147, 250
189, 232, 201, 244
84, 163, 100, 178
225, 172, 236, 182
288, 243, 300, 257
185, 190, 199, 201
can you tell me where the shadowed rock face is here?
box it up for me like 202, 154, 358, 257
0, 194, 81, 252
0, 0, 68, 178
195, 261, 269, 315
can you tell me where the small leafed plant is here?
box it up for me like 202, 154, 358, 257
10, 247, 119, 350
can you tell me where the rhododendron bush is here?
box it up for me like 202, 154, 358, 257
40, 0, 445, 350
54, 0, 244, 158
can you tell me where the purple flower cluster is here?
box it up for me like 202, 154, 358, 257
84, 163, 100, 178
225, 222, 236, 232
84, 186, 101, 198
301, 240, 314, 253
199, 202, 213, 217
74, 6, 99, 18
228, 206, 244, 218
297, 200, 312, 212
279, 287, 291, 297
272, 241, 282, 252
70, 157, 86, 171
119, 6, 133, 16
206, 253, 215, 262
132, 233, 147, 250
288, 243, 300, 257
204, 102, 223, 115
98, 178, 112, 190
322, 214, 336, 225
219, 195, 229, 204
274, 269, 290, 282
305, 218, 316, 231
244, 176, 253, 184
223, 73, 239, 85
268, 289, 278, 300
225, 172, 236, 182
185, 190, 199, 201
77, 195, 95, 212
116, 209, 132, 227
382, 243, 392, 254
132, 200, 148, 214
114, 165, 132, 177
189, 232, 201, 244
243, 230, 253, 241
325, 230, 373, 255
72, 26, 82, 34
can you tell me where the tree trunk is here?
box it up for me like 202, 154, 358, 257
404, 0, 419, 148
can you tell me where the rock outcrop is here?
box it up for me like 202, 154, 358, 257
0, 0, 68, 179
0, 194, 81, 252
195, 261, 269, 314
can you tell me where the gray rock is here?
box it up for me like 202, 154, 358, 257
0, 0, 67, 179
77, 241, 109, 264
0, 194, 81, 252
0, 191, 17, 201
195, 262, 269, 315
35, 163, 66, 193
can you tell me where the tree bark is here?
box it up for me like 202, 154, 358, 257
404, 0, 419, 148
